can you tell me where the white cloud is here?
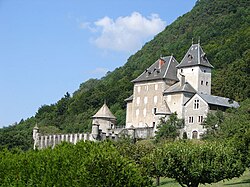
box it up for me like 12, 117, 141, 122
83, 12, 166, 52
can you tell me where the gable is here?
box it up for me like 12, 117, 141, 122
184, 93, 208, 108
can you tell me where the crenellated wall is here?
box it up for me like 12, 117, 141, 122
34, 133, 92, 149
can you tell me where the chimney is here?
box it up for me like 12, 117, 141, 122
180, 74, 185, 86
159, 58, 165, 68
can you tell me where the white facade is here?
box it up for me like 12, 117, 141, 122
125, 43, 238, 139
177, 66, 211, 95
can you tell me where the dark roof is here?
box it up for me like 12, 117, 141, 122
124, 95, 133, 102
92, 103, 116, 120
176, 44, 214, 69
199, 93, 239, 108
164, 81, 196, 94
132, 56, 179, 83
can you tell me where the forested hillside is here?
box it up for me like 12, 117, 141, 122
0, 0, 249, 150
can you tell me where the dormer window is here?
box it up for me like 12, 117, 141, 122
188, 54, 193, 62
146, 71, 151, 77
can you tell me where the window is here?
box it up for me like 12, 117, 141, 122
143, 108, 146, 117
189, 116, 194, 123
155, 84, 158, 90
181, 69, 183, 73
137, 86, 141, 93
204, 70, 206, 73
206, 81, 208, 86
136, 109, 139, 116
201, 80, 203, 85
194, 99, 200, 109
144, 97, 148, 104
154, 96, 158, 104
136, 97, 140, 105
153, 107, 157, 114
198, 116, 203, 123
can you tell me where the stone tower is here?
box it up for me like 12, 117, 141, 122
92, 102, 116, 134
176, 43, 213, 95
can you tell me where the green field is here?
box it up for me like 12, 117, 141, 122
157, 170, 250, 187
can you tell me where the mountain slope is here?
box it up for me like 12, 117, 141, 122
0, 0, 249, 150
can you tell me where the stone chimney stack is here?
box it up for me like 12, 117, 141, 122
180, 74, 185, 86
159, 58, 165, 69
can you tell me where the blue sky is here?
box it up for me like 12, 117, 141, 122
0, 0, 197, 127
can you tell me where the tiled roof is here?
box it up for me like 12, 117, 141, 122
199, 93, 239, 108
164, 81, 196, 94
132, 56, 179, 83
92, 103, 116, 120
176, 44, 213, 68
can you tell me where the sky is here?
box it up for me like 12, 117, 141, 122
0, 0, 197, 128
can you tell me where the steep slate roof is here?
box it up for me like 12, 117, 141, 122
132, 56, 179, 83
199, 93, 239, 108
164, 81, 196, 94
92, 103, 116, 120
176, 43, 214, 68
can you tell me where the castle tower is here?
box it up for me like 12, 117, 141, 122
33, 124, 39, 149
92, 102, 116, 134
176, 43, 213, 95
33, 123, 39, 140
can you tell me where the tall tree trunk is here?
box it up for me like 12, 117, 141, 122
191, 182, 199, 187
156, 176, 160, 186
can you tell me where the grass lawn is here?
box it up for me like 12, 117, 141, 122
157, 169, 250, 187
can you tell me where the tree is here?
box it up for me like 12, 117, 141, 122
160, 141, 245, 187
0, 141, 153, 187
202, 110, 224, 139
141, 146, 165, 186
155, 113, 184, 142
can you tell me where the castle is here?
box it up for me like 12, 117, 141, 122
33, 42, 239, 149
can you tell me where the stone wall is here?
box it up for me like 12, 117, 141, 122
34, 133, 92, 149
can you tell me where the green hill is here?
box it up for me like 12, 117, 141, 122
0, 0, 249, 150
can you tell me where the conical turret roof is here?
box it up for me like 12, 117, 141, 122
92, 103, 116, 120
